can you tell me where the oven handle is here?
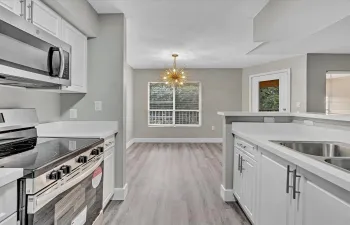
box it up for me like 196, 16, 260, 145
34, 157, 103, 212
58, 47, 65, 78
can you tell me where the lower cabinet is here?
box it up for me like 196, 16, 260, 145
103, 137, 115, 208
233, 146, 257, 223
258, 150, 295, 225
295, 169, 350, 225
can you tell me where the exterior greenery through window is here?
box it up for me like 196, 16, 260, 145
148, 82, 201, 126
259, 86, 279, 111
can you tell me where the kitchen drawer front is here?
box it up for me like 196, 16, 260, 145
0, 213, 16, 225
235, 137, 257, 159
104, 136, 115, 150
0, 182, 17, 223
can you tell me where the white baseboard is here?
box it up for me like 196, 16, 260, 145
220, 184, 236, 202
112, 183, 128, 200
126, 139, 135, 149
132, 138, 223, 143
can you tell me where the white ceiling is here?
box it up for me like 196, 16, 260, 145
88, 0, 350, 69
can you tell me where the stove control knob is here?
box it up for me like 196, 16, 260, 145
91, 149, 100, 156
77, 156, 88, 163
60, 165, 71, 174
97, 147, 104, 153
57, 170, 63, 180
48, 171, 58, 180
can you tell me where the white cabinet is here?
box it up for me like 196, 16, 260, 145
26, 0, 62, 38
0, 213, 16, 225
233, 140, 257, 223
295, 170, 350, 225
257, 149, 295, 225
61, 20, 87, 93
241, 155, 256, 220
0, 181, 17, 223
103, 136, 115, 208
0, 0, 23, 16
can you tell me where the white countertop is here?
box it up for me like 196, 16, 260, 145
231, 122, 350, 192
0, 168, 23, 187
218, 111, 350, 122
37, 121, 118, 139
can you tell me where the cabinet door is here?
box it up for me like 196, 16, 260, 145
241, 155, 256, 222
103, 148, 115, 208
233, 147, 242, 201
295, 170, 350, 225
0, 0, 22, 16
258, 150, 295, 225
61, 20, 87, 93
27, 0, 61, 37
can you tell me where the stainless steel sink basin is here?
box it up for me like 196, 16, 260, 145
324, 158, 350, 172
271, 141, 350, 157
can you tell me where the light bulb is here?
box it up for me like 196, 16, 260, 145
167, 72, 170, 75
182, 71, 184, 74
173, 69, 176, 72
166, 82, 169, 84
163, 76, 167, 80
182, 76, 186, 78
180, 82, 183, 85
175, 79, 178, 82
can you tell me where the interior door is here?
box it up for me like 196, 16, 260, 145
250, 70, 290, 112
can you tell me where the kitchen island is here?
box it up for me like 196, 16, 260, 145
218, 112, 350, 225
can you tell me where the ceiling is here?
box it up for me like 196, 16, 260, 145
88, 0, 350, 69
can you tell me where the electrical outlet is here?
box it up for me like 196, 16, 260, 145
70, 109, 77, 119
95, 101, 102, 111
212, 126, 215, 131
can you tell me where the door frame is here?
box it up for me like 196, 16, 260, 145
249, 69, 291, 112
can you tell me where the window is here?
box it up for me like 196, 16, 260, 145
148, 82, 201, 127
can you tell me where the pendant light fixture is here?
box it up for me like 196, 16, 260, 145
161, 54, 187, 86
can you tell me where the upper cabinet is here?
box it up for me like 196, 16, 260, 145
26, 0, 62, 38
0, 0, 23, 17
61, 20, 87, 93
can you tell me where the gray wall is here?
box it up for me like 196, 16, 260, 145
307, 54, 350, 113
0, 86, 60, 122
242, 55, 307, 112
124, 64, 134, 144
60, 14, 126, 188
43, 0, 99, 37
133, 69, 242, 139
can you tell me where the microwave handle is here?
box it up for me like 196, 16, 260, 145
58, 47, 65, 78
47, 47, 59, 76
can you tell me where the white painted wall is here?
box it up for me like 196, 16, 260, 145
242, 55, 307, 112
124, 64, 134, 145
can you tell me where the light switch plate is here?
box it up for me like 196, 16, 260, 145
70, 109, 77, 119
95, 101, 102, 111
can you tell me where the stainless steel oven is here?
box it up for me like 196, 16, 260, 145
0, 6, 71, 88
18, 154, 104, 225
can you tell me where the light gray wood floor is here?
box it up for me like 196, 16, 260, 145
103, 143, 250, 225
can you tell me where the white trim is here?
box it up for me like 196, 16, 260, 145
126, 139, 135, 149
133, 138, 222, 143
220, 184, 236, 202
112, 183, 128, 200
248, 68, 291, 113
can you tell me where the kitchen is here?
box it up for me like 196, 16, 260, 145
0, 0, 350, 225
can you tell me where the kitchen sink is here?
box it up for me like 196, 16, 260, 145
270, 141, 350, 157
324, 158, 350, 172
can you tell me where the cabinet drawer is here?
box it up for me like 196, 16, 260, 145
0, 182, 17, 223
235, 138, 257, 159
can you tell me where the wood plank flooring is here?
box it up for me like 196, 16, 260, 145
103, 143, 250, 225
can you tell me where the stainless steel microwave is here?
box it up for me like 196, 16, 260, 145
0, 6, 71, 88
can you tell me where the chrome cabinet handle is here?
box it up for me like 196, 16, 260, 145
19, 0, 24, 17
27, 2, 33, 22
237, 154, 241, 172
286, 165, 293, 193
293, 169, 301, 199
240, 158, 245, 173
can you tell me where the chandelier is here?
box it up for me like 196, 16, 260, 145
161, 54, 187, 86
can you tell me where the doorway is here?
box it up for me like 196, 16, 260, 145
249, 69, 291, 112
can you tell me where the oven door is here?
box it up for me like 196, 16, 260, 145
25, 156, 104, 225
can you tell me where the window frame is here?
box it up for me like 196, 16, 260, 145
148, 81, 202, 127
